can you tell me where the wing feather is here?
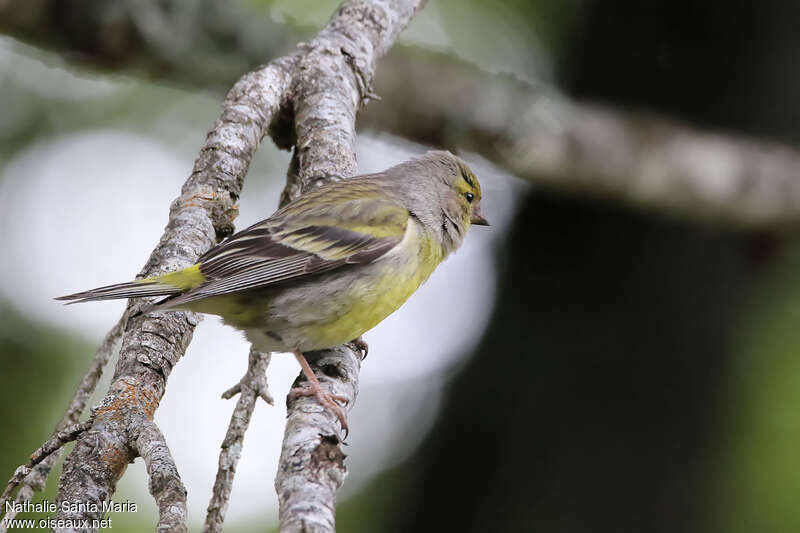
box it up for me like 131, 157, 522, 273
156, 184, 409, 309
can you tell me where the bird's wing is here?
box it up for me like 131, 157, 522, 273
161, 185, 409, 307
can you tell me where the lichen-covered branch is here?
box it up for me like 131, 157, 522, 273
204, 348, 273, 533
270, 2, 426, 531
130, 416, 188, 533
30, 1, 424, 531
53, 58, 294, 531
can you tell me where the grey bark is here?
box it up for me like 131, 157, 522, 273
204, 348, 273, 533
1, 419, 94, 518
53, 58, 294, 531
274, 2, 426, 532
131, 417, 187, 533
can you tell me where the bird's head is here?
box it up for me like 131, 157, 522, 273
407, 150, 489, 255
441, 154, 488, 228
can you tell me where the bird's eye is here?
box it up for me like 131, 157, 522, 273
464, 192, 474, 203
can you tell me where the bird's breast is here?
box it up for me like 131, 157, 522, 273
262, 219, 444, 351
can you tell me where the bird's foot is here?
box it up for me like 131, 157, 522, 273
291, 350, 350, 436
348, 336, 369, 360
288, 381, 349, 435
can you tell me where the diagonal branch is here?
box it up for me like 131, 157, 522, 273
1, 0, 797, 528
37, 2, 425, 532
54, 58, 294, 531
1, 419, 94, 515
0, 419, 93, 533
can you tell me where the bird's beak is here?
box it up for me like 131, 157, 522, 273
470, 205, 490, 226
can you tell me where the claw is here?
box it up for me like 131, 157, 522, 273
348, 336, 369, 360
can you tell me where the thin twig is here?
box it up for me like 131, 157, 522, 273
131, 416, 188, 533
62, 311, 131, 426
204, 347, 272, 533
0, 486, 34, 533
219, 349, 273, 404
0, 312, 127, 527
0, 417, 94, 522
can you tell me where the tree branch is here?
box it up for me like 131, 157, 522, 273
0, 418, 94, 520
361, 49, 800, 229
0, 0, 299, 91
204, 347, 272, 533
130, 416, 188, 533
272, 3, 426, 531
0, 0, 796, 530
0, 2, 426, 531
53, 57, 294, 531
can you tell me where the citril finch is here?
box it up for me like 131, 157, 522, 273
58, 151, 488, 432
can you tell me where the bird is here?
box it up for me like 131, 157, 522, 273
57, 150, 489, 433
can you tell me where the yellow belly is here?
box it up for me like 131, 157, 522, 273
187, 220, 445, 353
186, 265, 433, 351
302, 263, 430, 349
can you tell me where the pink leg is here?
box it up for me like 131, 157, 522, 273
289, 350, 349, 435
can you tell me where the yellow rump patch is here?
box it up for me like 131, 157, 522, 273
145, 264, 206, 290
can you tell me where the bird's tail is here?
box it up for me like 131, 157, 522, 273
55, 280, 182, 305
57, 264, 206, 308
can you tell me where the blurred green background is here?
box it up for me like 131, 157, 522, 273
3, 1, 800, 531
